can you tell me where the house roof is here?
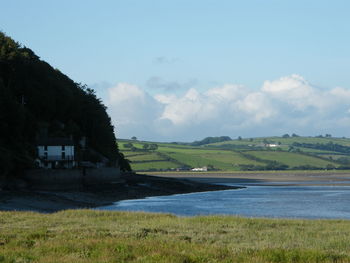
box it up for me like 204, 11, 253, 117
37, 138, 74, 146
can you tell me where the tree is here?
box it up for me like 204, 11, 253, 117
0, 31, 131, 174
190, 136, 232, 146
131, 136, 137, 141
149, 144, 158, 151
238, 136, 242, 141
207, 164, 214, 170
282, 134, 290, 138
326, 164, 335, 170
123, 143, 133, 148
143, 144, 149, 150
118, 152, 131, 172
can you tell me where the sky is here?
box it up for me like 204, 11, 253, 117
1, 0, 350, 141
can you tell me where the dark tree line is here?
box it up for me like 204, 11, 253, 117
0, 32, 130, 178
190, 136, 232, 146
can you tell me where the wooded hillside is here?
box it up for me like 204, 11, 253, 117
0, 32, 130, 178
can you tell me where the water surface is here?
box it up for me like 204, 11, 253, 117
100, 183, 350, 219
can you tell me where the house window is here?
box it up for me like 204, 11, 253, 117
62, 145, 65, 151
62, 152, 66, 160
44, 152, 48, 160
44, 145, 48, 151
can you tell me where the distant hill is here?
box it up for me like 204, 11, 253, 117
190, 136, 232, 146
118, 136, 350, 172
0, 32, 130, 178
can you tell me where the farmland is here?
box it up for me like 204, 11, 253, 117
248, 151, 335, 168
119, 136, 350, 172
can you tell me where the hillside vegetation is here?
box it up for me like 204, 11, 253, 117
1, 210, 350, 263
120, 136, 350, 172
0, 32, 130, 178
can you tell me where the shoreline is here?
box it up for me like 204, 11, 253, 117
0, 173, 237, 213
2, 171, 350, 213
151, 170, 350, 185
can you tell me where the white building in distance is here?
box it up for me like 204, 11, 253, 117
191, 166, 208, 172
37, 138, 75, 169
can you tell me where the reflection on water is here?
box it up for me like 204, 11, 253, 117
99, 183, 350, 219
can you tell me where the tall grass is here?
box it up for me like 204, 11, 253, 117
1, 210, 350, 262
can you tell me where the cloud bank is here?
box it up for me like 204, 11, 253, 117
146, 77, 197, 92
106, 75, 350, 141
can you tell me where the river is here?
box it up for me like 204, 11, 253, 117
99, 181, 350, 219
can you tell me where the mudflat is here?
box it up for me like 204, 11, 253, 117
0, 173, 236, 212
150, 170, 350, 185
2, 171, 350, 212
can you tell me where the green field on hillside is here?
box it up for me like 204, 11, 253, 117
209, 136, 350, 147
124, 152, 163, 162
118, 136, 350, 172
163, 150, 264, 170
131, 161, 181, 171
1, 210, 350, 263
248, 151, 337, 168
294, 147, 338, 154
322, 154, 350, 160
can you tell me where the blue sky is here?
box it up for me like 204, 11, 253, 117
2, 1, 350, 141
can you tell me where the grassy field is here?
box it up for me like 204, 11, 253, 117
118, 136, 350, 172
1, 210, 350, 263
131, 161, 181, 171
248, 151, 337, 168
168, 151, 264, 169
209, 136, 350, 147
124, 153, 164, 162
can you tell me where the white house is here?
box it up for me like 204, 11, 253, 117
191, 166, 208, 172
37, 138, 76, 169
267, 144, 278, 147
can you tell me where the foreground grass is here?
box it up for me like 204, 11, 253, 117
1, 210, 350, 262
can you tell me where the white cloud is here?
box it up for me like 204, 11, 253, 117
205, 84, 246, 101
237, 92, 276, 122
158, 86, 275, 127
329, 87, 350, 100
160, 88, 218, 125
108, 83, 145, 106
106, 83, 163, 139
104, 75, 350, 141
146, 76, 196, 91
154, 94, 177, 104
262, 74, 328, 111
